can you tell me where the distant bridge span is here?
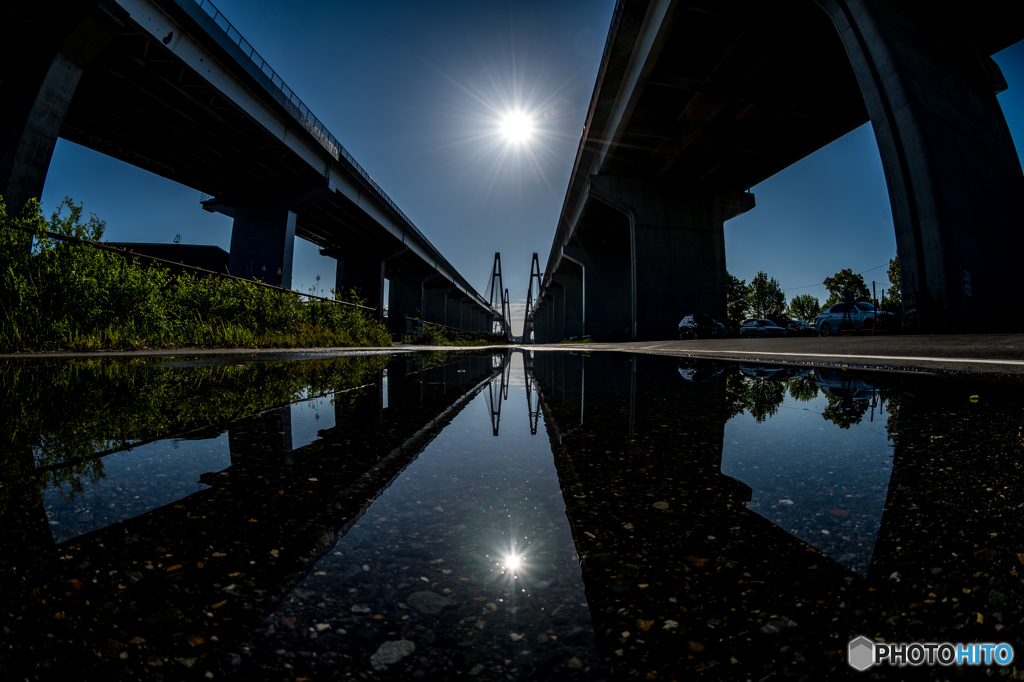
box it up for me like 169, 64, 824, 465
530, 0, 1024, 342
0, 0, 498, 335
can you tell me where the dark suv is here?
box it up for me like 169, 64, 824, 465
678, 314, 727, 340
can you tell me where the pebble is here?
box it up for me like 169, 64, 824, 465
369, 640, 416, 670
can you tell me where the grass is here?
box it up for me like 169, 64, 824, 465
558, 337, 595, 344
0, 197, 392, 351
0, 353, 389, 515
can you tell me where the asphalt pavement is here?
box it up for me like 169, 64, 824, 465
5, 334, 1024, 375
529, 333, 1024, 375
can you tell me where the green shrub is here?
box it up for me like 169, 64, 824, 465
0, 197, 392, 351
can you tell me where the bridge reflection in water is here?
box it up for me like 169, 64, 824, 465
2, 350, 1022, 680
527, 351, 1023, 680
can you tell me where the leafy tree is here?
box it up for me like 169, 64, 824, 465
823, 269, 871, 307
821, 393, 871, 429
880, 254, 902, 313
786, 294, 820, 323
787, 373, 819, 402
743, 377, 786, 423
746, 271, 786, 319
726, 272, 749, 335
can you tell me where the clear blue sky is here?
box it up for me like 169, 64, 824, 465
40, 1, 1023, 334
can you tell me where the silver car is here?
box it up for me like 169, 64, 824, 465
816, 302, 893, 336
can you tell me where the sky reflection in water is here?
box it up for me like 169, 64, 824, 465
722, 384, 893, 574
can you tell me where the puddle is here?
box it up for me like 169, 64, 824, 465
1, 350, 1022, 680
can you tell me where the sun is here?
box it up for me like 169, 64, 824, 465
500, 112, 533, 143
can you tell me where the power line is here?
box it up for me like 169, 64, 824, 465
781, 262, 889, 292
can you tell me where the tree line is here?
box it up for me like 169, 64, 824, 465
726, 256, 901, 332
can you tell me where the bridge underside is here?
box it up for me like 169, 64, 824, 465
0, 0, 495, 332
541, 0, 1023, 340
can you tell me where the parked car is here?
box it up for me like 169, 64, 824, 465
815, 302, 895, 336
738, 319, 787, 338
767, 315, 817, 337
677, 358, 726, 382
814, 368, 877, 400
739, 364, 789, 380
678, 314, 727, 340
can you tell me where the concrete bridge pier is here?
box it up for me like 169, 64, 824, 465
228, 407, 292, 467
552, 262, 584, 339
460, 298, 474, 331
0, 2, 127, 215
548, 282, 566, 341
423, 283, 448, 327
226, 205, 298, 288
445, 294, 464, 329
567, 177, 753, 341
472, 308, 486, 333
542, 293, 554, 343
329, 252, 385, 319
216, 184, 330, 289
816, 0, 1024, 331
388, 274, 424, 337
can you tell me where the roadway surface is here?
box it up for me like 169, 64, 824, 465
529, 334, 1024, 376
4, 334, 1024, 375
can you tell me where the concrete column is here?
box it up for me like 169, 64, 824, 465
446, 294, 463, 329
816, 0, 1024, 331
562, 213, 632, 343
536, 304, 548, 343
570, 176, 753, 341
424, 286, 447, 326
0, 3, 127, 215
388, 275, 424, 336
332, 254, 384, 320
542, 294, 554, 343
553, 263, 584, 339
549, 282, 565, 341
460, 299, 473, 331
228, 205, 297, 287
228, 407, 292, 466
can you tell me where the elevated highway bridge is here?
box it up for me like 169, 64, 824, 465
0, 0, 504, 336
530, 0, 1024, 342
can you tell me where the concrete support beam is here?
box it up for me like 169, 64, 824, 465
0, 3, 127, 215
567, 176, 753, 341
446, 295, 464, 329
332, 254, 384, 320
817, 0, 1024, 331
228, 205, 297, 288
542, 294, 554, 343
549, 281, 566, 341
228, 407, 292, 467
424, 286, 447, 326
388, 275, 424, 337
562, 233, 632, 343
553, 263, 584, 339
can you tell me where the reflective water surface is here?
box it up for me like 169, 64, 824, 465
1, 350, 1021, 680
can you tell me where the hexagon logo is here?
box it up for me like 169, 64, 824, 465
848, 636, 875, 671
